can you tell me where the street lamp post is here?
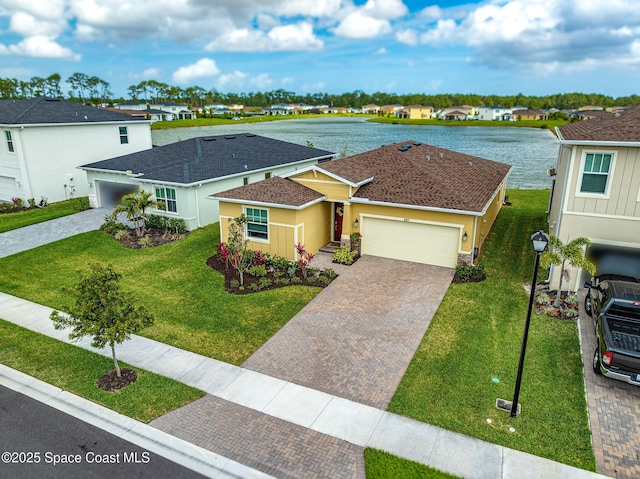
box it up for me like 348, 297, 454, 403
510, 230, 549, 417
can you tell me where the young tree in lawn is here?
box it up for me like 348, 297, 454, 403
226, 214, 254, 286
50, 264, 154, 378
541, 235, 596, 307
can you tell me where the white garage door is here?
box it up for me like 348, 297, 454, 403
0, 176, 18, 202
362, 217, 460, 267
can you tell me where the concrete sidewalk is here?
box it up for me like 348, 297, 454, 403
0, 207, 106, 258
0, 292, 609, 479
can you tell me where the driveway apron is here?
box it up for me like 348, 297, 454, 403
243, 255, 454, 409
578, 290, 640, 479
0, 208, 106, 258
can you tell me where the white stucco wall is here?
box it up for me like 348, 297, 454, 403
0, 121, 151, 203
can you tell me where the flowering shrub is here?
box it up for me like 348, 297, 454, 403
216, 242, 231, 264
295, 242, 315, 278
350, 231, 362, 251
254, 250, 265, 265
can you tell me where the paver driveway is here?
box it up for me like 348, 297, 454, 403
579, 290, 640, 479
243, 255, 454, 409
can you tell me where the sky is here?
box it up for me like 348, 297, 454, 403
0, 0, 639, 99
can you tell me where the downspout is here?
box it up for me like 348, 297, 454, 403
195, 183, 202, 228
471, 216, 478, 263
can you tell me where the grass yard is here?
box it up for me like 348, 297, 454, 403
0, 319, 204, 422
364, 449, 459, 479
0, 197, 89, 233
388, 190, 595, 471
369, 117, 567, 134
151, 113, 370, 130
0, 225, 320, 365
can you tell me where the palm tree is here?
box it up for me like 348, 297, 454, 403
114, 190, 164, 237
541, 235, 596, 307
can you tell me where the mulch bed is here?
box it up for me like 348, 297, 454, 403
206, 255, 337, 294
533, 287, 579, 320
97, 368, 137, 392
110, 227, 189, 249
452, 272, 487, 283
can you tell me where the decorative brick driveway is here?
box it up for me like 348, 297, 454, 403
579, 291, 640, 479
243, 255, 454, 409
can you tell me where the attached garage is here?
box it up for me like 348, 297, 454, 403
95, 180, 139, 208
362, 216, 461, 268
0, 176, 19, 202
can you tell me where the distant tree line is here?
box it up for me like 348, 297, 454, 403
1, 72, 639, 110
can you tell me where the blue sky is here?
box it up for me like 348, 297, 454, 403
1, 0, 639, 99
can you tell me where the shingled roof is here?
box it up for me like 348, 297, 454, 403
0, 97, 146, 125
80, 134, 335, 185
212, 176, 325, 209
213, 141, 511, 213
557, 108, 640, 142
320, 141, 511, 213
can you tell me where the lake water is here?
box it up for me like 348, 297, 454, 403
152, 117, 559, 189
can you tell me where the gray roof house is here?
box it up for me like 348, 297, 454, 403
80, 133, 334, 230
0, 97, 151, 203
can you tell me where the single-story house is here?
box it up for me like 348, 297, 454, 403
504, 109, 548, 121
212, 141, 512, 268
79, 133, 334, 230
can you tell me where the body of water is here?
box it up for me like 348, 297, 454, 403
152, 117, 559, 189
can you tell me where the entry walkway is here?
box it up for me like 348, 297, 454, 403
0, 292, 608, 479
0, 208, 106, 258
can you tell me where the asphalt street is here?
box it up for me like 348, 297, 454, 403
0, 385, 205, 479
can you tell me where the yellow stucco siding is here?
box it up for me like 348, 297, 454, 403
350, 203, 475, 253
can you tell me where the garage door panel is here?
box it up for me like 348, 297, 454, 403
0, 176, 18, 202
363, 217, 459, 268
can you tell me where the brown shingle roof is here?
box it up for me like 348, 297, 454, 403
320, 142, 511, 213
558, 108, 640, 142
211, 176, 324, 208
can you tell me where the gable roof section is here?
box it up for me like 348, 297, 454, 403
0, 97, 146, 125
319, 141, 511, 213
80, 133, 335, 185
557, 108, 640, 143
211, 176, 325, 209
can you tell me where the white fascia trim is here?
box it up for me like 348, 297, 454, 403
558, 139, 640, 147
349, 197, 482, 216
281, 164, 373, 188
208, 195, 327, 211
479, 173, 511, 216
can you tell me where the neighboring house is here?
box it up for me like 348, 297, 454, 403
79, 133, 334, 230
437, 106, 474, 120
0, 97, 152, 203
213, 141, 511, 268
362, 104, 380, 114
503, 109, 548, 121
443, 110, 468, 121
396, 105, 435, 120
269, 104, 296, 115
380, 104, 404, 116
115, 102, 148, 111
548, 108, 640, 289
152, 102, 193, 120
476, 106, 513, 121
571, 110, 614, 121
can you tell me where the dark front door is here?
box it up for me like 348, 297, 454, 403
333, 203, 344, 242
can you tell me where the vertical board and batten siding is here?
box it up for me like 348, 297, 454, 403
548, 145, 572, 231
567, 146, 640, 218
291, 171, 352, 201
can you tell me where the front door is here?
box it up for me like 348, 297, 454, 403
333, 203, 344, 242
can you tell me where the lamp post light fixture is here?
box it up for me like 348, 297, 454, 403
509, 230, 549, 417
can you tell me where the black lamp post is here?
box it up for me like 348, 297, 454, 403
510, 230, 549, 417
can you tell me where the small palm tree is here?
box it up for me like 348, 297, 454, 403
114, 190, 164, 237
541, 235, 595, 307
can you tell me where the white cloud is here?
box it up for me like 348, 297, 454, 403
281, 76, 294, 85
419, 5, 442, 20
0, 44, 10, 55
142, 68, 159, 78
9, 11, 67, 36
172, 58, 220, 84
206, 22, 322, 51
250, 73, 274, 89
334, 11, 392, 39
375, 47, 388, 54
396, 28, 418, 46
8, 35, 81, 60
361, 0, 408, 20
216, 70, 247, 90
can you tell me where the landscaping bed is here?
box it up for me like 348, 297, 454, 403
109, 227, 189, 249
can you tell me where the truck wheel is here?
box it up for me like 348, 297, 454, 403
593, 348, 603, 375
584, 293, 592, 317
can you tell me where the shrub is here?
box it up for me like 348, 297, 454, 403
264, 255, 291, 271
248, 283, 260, 292
287, 264, 298, 277
317, 276, 331, 286
275, 278, 290, 286
258, 278, 273, 289
333, 246, 357, 265
138, 236, 153, 248
273, 271, 284, 278
566, 293, 578, 306
307, 276, 318, 284
565, 308, 578, 318
350, 231, 362, 250
247, 264, 267, 277
254, 250, 265, 265
230, 280, 240, 288
11, 197, 24, 210
146, 214, 187, 234
454, 264, 485, 282
146, 214, 166, 229
114, 229, 129, 241
73, 197, 90, 212
535, 292, 551, 306
323, 268, 337, 278
168, 217, 186, 234
100, 213, 127, 235
290, 277, 302, 284
27, 198, 36, 208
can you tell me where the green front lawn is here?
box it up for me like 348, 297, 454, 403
0, 225, 320, 365
388, 190, 594, 470
364, 449, 459, 479
0, 197, 89, 233
0, 319, 204, 422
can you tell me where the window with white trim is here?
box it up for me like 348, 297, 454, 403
155, 187, 177, 213
246, 207, 268, 240
580, 152, 612, 195
5, 131, 14, 152
119, 126, 128, 144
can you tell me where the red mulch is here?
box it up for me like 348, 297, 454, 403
96, 368, 137, 392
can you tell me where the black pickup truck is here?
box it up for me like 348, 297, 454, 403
585, 277, 640, 385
